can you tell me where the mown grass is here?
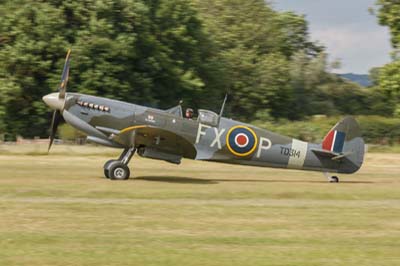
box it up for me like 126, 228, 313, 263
0, 145, 399, 266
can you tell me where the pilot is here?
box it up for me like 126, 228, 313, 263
185, 108, 194, 119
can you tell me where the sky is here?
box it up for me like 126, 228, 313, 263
273, 0, 392, 74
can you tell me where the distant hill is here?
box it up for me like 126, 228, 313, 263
339, 73, 372, 87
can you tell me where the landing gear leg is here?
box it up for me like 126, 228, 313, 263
103, 147, 136, 180
323, 172, 340, 183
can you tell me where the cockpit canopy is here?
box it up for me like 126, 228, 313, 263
197, 109, 219, 127
165, 105, 183, 117
165, 105, 220, 127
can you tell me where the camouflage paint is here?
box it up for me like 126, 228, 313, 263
57, 93, 364, 175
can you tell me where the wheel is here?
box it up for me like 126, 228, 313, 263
330, 176, 339, 183
104, 169, 110, 179
108, 161, 130, 180
104, 159, 117, 178
103, 159, 118, 179
104, 159, 118, 169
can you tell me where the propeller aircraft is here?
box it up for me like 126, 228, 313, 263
43, 50, 365, 181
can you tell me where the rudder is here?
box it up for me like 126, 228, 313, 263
322, 116, 365, 173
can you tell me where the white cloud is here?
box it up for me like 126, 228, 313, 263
312, 27, 391, 73
274, 0, 392, 74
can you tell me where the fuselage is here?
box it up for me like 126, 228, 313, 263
56, 92, 361, 174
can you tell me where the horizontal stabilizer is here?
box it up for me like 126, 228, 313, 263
312, 148, 340, 158
312, 148, 353, 161
311, 149, 340, 157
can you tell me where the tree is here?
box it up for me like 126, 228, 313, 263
0, 0, 384, 138
0, 0, 70, 137
374, 0, 400, 116
378, 60, 400, 113
192, 0, 324, 121
275, 11, 323, 58
376, 0, 400, 50
0, 0, 221, 137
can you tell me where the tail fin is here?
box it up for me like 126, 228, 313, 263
322, 116, 365, 173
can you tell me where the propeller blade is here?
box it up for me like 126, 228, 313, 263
48, 110, 62, 152
58, 49, 71, 99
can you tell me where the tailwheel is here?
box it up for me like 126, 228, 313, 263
108, 161, 130, 180
323, 172, 340, 183
329, 176, 339, 183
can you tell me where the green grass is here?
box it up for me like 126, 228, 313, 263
367, 144, 400, 153
0, 144, 399, 266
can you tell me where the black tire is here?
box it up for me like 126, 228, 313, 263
104, 159, 117, 169
108, 161, 130, 180
103, 159, 118, 179
330, 176, 339, 183
104, 169, 110, 179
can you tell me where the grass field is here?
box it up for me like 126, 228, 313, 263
0, 144, 399, 266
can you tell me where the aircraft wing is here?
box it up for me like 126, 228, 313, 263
111, 125, 197, 159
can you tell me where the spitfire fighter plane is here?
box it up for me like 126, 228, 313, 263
43, 51, 365, 181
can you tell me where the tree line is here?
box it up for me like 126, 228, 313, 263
374, 0, 400, 118
0, 0, 398, 138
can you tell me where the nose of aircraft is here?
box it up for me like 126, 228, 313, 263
42, 92, 65, 110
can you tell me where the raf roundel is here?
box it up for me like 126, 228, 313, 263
226, 126, 258, 157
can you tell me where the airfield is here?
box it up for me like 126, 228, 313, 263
0, 144, 399, 266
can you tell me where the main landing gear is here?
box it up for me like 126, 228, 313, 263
104, 147, 136, 180
324, 172, 339, 183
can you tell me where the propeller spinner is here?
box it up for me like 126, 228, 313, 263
43, 49, 71, 151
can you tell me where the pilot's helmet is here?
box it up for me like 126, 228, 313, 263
185, 108, 194, 118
